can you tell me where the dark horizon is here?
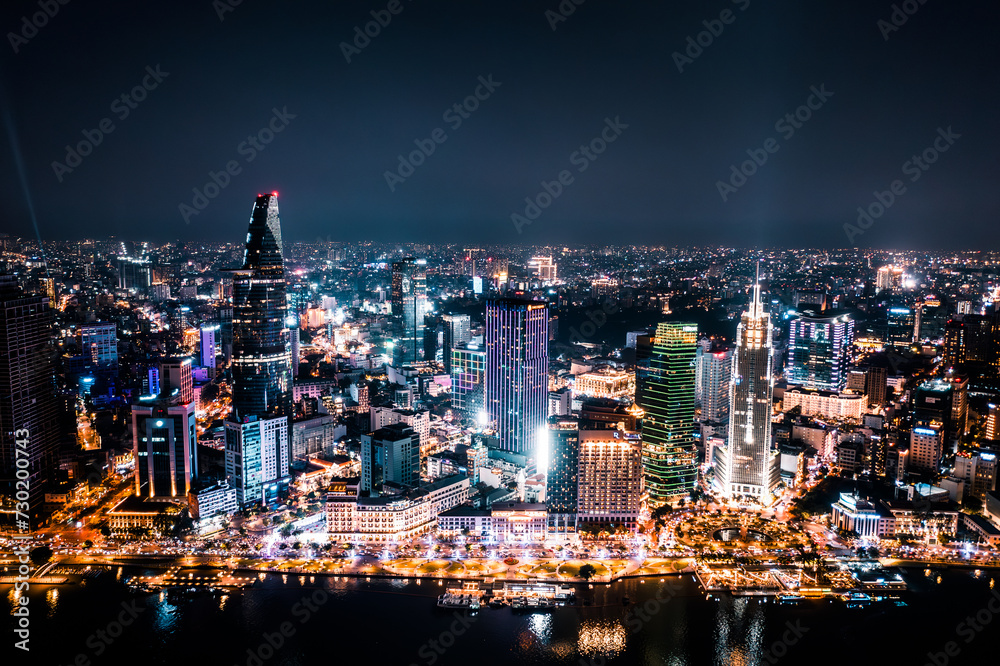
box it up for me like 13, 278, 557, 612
1, 0, 998, 249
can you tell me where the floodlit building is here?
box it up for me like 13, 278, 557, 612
577, 429, 642, 528
714, 276, 780, 504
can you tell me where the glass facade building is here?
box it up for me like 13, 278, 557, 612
391, 257, 429, 365
786, 313, 854, 391
227, 193, 292, 424
451, 342, 486, 419
0, 277, 59, 528
546, 417, 579, 537
485, 298, 549, 456
640, 322, 698, 507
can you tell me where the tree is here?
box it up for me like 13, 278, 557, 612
579, 564, 597, 581
29, 546, 53, 565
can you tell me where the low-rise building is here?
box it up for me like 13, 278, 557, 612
961, 513, 1000, 548
108, 496, 182, 537
783, 387, 864, 421
188, 480, 238, 521
325, 475, 469, 543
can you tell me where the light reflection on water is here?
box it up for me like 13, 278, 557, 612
577, 620, 627, 658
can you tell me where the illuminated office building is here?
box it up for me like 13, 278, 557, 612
0, 276, 59, 528
132, 397, 197, 499
451, 342, 486, 419
391, 257, 429, 365
640, 322, 698, 506
485, 298, 549, 456
546, 417, 579, 537
786, 313, 854, 391
223, 193, 293, 505
577, 429, 642, 528
226, 193, 292, 424
714, 276, 780, 504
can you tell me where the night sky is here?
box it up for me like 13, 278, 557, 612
0, 0, 997, 248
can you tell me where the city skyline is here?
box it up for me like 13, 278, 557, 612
4, 3, 1000, 664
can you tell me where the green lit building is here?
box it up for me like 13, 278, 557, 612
640, 322, 698, 507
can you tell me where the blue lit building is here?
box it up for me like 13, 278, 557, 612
786, 313, 854, 392
485, 298, 549, 457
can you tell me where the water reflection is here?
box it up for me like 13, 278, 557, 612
577, 620, 627, 658
46, 588, 59, 616
713, 596, 766, 666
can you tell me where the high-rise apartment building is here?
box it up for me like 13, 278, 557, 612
225, 415, 289, 506
640, 322, 698, 506
696, 339, 732, 443
714, 277, 780, 504
786, 313, 854, 391
485, 298, 549, 457
0, 276, 59, 528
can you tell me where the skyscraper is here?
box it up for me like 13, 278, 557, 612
226, 193, 292, 424
577, 429, 643, 529
441, 313, 471, 373
696, 339, 732, 440
360, 423, 420, 495
79, 322, 118, 375
391, 257, 429, 365
715, 276, 780, 504
485, 298, 549, 457
132, 397, 197, 499
546, 416, 579, 538
0, 276, 59, 528
223, 193, 293, 505
786, 313, 854, 392
640, 322, 698, 507
451, 342, 486, 420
